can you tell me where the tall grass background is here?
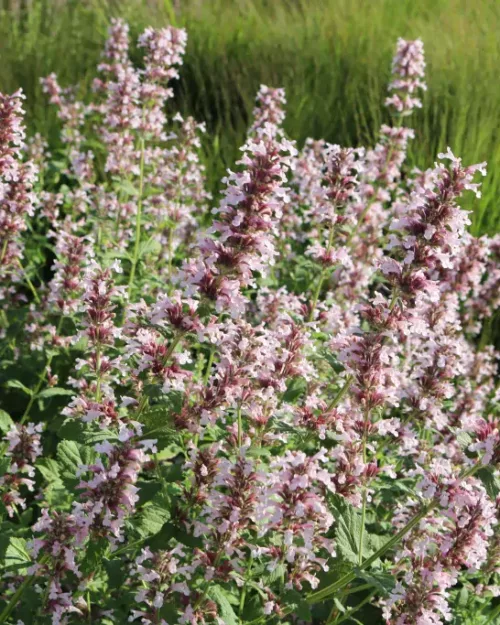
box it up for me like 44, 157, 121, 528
0, 0, 499, 234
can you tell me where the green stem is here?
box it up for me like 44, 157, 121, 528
357, 408, 373, 567
0, 239, 8, 264
333, 589, 377, 625
358, 418, 369, 566
307, 502, 435, 606
237, 403, 243, 448
308, 267, 326, 322
308, 461, 481, 607
483, 602, 500, 625
16, 259, 40, 304
193, 542, 227, 612
246, 461, 483, 625
326, 374, 354, 412
19, 317, 64, 425
87, 590, 92, 624
238, 553, 254, 621
308, 221, 336, 322
203, 345, 215, 384
95, 343, 102, 403
0, 555, 49, 624
128, 136, 146, 294
167, 227, 174, 281
346, 198, 374, 246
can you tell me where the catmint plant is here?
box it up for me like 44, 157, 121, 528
0, 30, 498, 625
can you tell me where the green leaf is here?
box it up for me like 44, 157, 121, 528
81, 537, 109, 576
4, 537, 31, 574
457, 585, 469, 607
37, 458, 61, 483
0, 409, 13, 433
156, 443, 183, 462
104, 557, 127, 590
322, 351, 345, 374
36, 387, 75, 399
456, 431, 472, 447
332, 498, 365, 564
153, 522, 202, 549
136, 503, 171, 538
331, 496, 383, 565
266, 562, 286, 585
207, 586, 239, 625
0, 457, 10, 475
138, 236, 161, 259
477, 467, 500, 499
115, 179, 139, 196
281, 589, 312, 621
139, 403, 178, 440
5, 379, 33, 396
57, 440, 84, 477
57, 419, 118, 445
283, 377, 307, 404
246, 446, 272, 458
354, 569, 395, 594
45, 481, 70, 507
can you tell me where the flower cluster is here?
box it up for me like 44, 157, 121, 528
0, 30, 499, 625
386, 38, 427, 115
0, 422, 43, 517
0, 90, 37, 303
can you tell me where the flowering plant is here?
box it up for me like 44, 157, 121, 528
0, 23, 499, 625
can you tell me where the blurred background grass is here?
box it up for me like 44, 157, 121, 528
0, 0, 499, 234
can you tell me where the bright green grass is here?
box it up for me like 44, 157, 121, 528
1, 0, 499, 234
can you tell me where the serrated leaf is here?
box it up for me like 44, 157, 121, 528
37, 458, 61, 483
136, 503, 171, 538
36, 387, 75, 399
266, 562, 286, 585
4, 537, 31, 574
57, 419, 118, 445
457, 431, 472, 447
57, 440, 83, 477
207, 586, 239, 625
139, 403, 178, 440
156, 443, 183, 461
333, 498, 365, 564
45, 481, 70, 506
331, 496, 383, 565
0, 409, 13, 433
81, 537, 108, 576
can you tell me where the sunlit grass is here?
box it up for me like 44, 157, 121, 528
1, 0, 498, 233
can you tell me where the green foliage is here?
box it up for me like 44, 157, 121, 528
331, 495, 387, 566
4, 537, 31, 575
207, 586, 240, 625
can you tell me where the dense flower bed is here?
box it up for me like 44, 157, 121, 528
0, 20, 499, 625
